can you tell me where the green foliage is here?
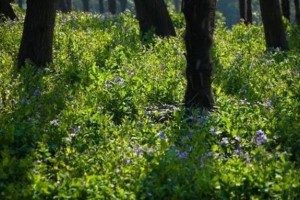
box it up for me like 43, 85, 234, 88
0, 10, 299, 199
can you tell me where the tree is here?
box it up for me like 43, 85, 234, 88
238, 0, 252, 24
119, 0, 127, 12
0, 0, 17, 20
58, 0, 72, 13
82, 0, 89, 12
259, 0, 288, 50
182, 0, 216, 109
18, 0, 57, 68
108, 0, 116, 14
99, 0, 105, 13
281, 0, 290, 21
295, 0, 300, 25
134, 0, 176, 38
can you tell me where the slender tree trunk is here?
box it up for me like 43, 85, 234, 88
174, 0, 180, 12
295, 0, 300, 25
238, 0, 252, 24
259, 0, 288, 50
182, 0, 216, 109
108, 0, 116, 14
18, 0, 56, 68
18, 0, 23, 8
0, 0, 17, 20
119, 0, 127, 12
99, 0, 104, 13
82, 0, 89, 12
134, 0, 176, 38
58, 0, 72, 12
281, 0, 290, 21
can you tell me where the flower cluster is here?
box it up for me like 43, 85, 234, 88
255, 129, 267, 145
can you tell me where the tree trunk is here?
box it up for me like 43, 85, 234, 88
58, 0, 72, 13
18, 0, 56, 68
174, 0, 180, 12
182, 0, 216, 109
295, 0, 300, 25
18, 0, 23, 8
259, 0, 288, 50
99, 0, 104, 13
134, 0, 176, 38
82, 0, 89, 12
119, 0, 127, 12
281, 0, 290, 21
108, 0, 116, 14
0, 0, 17, 20
238, 0, 252, 24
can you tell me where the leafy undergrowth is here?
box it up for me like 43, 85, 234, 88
0, 9, 300, 199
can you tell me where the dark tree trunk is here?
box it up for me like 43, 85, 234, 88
99, 0, 104, 13
134, 0, 176, 38
259, 0, 288, 50
108, 0, 116, 14
238, 0, 252, 24
281, 0, 290, 21
82, 0, 89, 12
119, 0, 127, 12
182, 0, 216, 109
18, 0, 23, 8
295, 0, 300, 25
18, 0, 56, 68
0, 0, 17, 20
174, 0, 180, 12
58, 0, 72, 13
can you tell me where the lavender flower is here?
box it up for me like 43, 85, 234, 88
255, 129, 267, 145
220, 137, 229, 145
157, 132, 166, 140
33, 88, 41, 97
178, 151, 188, 159
265, 100, 272, 108
233, 148, 243, 155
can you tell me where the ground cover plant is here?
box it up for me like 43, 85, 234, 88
0, 9, 300, 199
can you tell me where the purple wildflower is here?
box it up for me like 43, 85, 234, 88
178, 151, 188, 159
157, 132, 166, 140
33, 88, 41, 97
220, 137, 229, 145
255, 129, 267, 145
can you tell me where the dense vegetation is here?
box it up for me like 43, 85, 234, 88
0, 9, 300, 199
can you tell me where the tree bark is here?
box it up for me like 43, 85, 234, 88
0, 0, 17, 20
119, 0, 127, 12
108, 0, 116, 14
295, 0, 300, 25
259, 0, 288, 50
82, 0, 89, 12
99, 0, 105, 13
281, 0, 290, 21
174, 0, 180, 12
58, 0, 72, 13
18, 0, 57, 68
182, 0, 216, 109
134, 0, 176, 38
238, 0, 252, 24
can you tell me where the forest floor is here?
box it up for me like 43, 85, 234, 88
0, 9, 300, 199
